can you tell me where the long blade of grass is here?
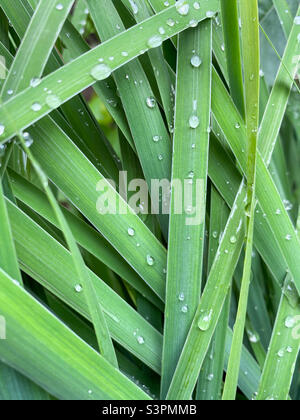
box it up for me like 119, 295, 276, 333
0, 267, 150, 400
1, 0, 74, 100
224, 327, 261, 400
197, 187, 231, 400
212, 69, 300, 295
161, 18, 212, 397
220, 0, 245, 116
59, 20, 134, 150
0, 143, 42, 400
222, 0, 260, 400
166, 181, 247, 399
258, 7, 300, 166
257, 272, 300, 400
121, 0, 175, 130
273, 0, 293, 39
0, 181, 22, 284
18, 133, 118, 367
257, 217, 300, 400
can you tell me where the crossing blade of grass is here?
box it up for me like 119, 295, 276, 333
71, 0, 88, 35
211, 70, 300, 295
0, 267, 150, 400
161, 19, 212, 398
0, 154, 43, 400
223, 0, 260, 400
59, 19, 134, 149
166, 181, 247, 399
1, 0, 74, 101
8, 169, 163, 310
121, 0, 175, 130
86, 0, 172, 237
258, 7, 300, 166
224, 327, 261, 401
257, 219, 300, 400
6, 198, 163, 373
220, 0, 245, 116
197, 187, 230, 400
257, 272, 300, 400
273, 0, 293, 38
208, 139, 285, 289
2, 0, 120, 183
0, 0, 220, 143
18, 134, 118, 368
0, 181, 22, 284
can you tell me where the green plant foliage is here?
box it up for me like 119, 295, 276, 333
0, 0, 299, 401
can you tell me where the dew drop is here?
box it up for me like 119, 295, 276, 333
146, 255, 155, 266
31, 102, 42, 112
166, 18, 175, 27
129, 0, 139, 15
178, 292, 185, 301
128, 227, 135, 237
230, 236, 237, 244
198, 310, 213, 331
181, 304, 188, 313
146, 97, 156, 108
90, 64, 112, 81
285, 316, 296, 329
0, 124, 5, 136
176, 0, 190, 16
23, 132, 33, 148
147, 35, 163, 49
191, 54, 202, 68
137, 336, 145, 344
74, 284, 83, 293
206, 11, 215, 18
30, 78, 41, 88
294, 16, 300, 25
189, 19, 198, 27
189, 115, 200, 129
46, 94, 61, 109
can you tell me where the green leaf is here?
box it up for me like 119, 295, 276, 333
161, 19, 212, 398
0, 267, 150, 400
223, 0, 260, 400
